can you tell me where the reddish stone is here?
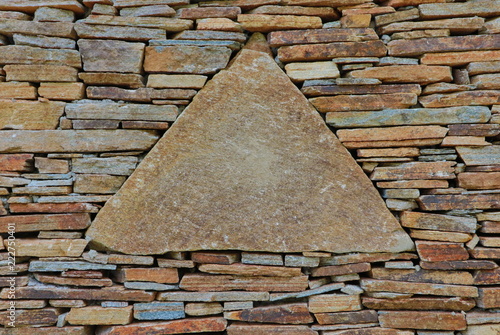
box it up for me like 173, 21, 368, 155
311, 263, 371, 277
420, 90, 500, 108
0, 308, 59, 327
310, 93, 417, 112
9, 203, 98, 214
191, 251, 240, 265
227, 323, 318, 335
458, 172, 500, 190
416, 241, 469, 262
469, 247, 500, 259
0, 154, 33, 172
420, 260, 497, 271
268, 28, 377, 47
418, 194, 500, 211
362, 297, 475, 311
96, 317, 227, 335
477, 287, 500, 308
315, 310, 378, 325
473, 268, 500, 285
379, 311, 466, 330
0, 213, 91, 233
302, 84, 421, 97
225, 303, 313, 324
113, 268, 179, 284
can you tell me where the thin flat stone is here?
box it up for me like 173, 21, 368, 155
66, 101, 177, 121
86, 48, 413, 255
157, 291, 269, 302
0, 100, 65, 130
29, 261, 117, 272
149, 39, 241, 50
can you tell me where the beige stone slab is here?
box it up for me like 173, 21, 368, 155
0, 82, 36, 100
86, 48, 413, 255
419, 1, 500, 19
196, 18, 243, 32
380, 17, 484, 35
81, 14, 192, 31
308, 294, 361, 313
375, 8, 419, 26
74, 174, 126, 194
120, 5, 175, 17
78, 73, 144, 89
0, 100, 64, 130
391, 29, 450, 40
39, 82, 85, 101
250, 5, 337, 20
66, 306, 133, 325
0, 18, 75, 38
5, 64, 77, 82
66, 101, 177, 121
371, 161, 455, 181
237, 14, 322, 32
0, 0, 85, 14
147, 74, 208, 89
198, 263, 301, 277
348, 65, 452, 84
74, 22, 165, 42
0, 45, 81, 68
268, 28, 378, 47
0, 130, 159, 153
422, 50, 500, 67
420, 90, 500, 108
337, 126, 448, 142
10, 238, 87, 257
185, 302, 223, 316
285, 61, 340, 82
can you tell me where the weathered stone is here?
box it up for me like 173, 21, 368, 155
0, 18, 75, 39
179, 7, 240, 19
339, 126, 448, 143
468, 60, 500, 75
78, 40, 144, 74
282, 0, 370, 6
34, 273, 113, 287
198, 263, 301, 277
375, 8, 420, 26
308, 294, 361, 313
113, 0, 188, 8
180, 274, 308, 292
421, 260, 498, 271
312, 93, 416, 113
225, 303, 313, 324
192, 251, 240, 265
415, 241, 468, 262
87, 86, 196, 102
312, 263, 371, 277
72, 119, 120, 130
74, 174, 126, 194
270, 282, 345, 301
362, 297, 474, 311
285, 255, 320, 267
326, 105, 487, 128
114, 268, 179, 284
133, 302, 184, 321
320, 253, 416, 266
34, 7, 74, 22
185, 302, 222, 316
86, 48, 413, 255
227, 324, 318, 335
381, 17, 484, 35
378, 311, 466, 330
0, 0, 85, 14
29, 261, 116, 272
12, 238, 87, 257
467, 311, 500, 325
378, 180, 449, 189
35, 157, 69, 173
458, 172, 500, 190
81, 14, 191, 33
173, 30, 246, 42
190, 18, 239, 33
241, 252, 283, 265
0, 82, 36, 100
66, 306, 133, 325
0, 154, 33, 171
461, 324, 500, 335
268, 28, 377, 47
419, 194, 500, 211
401, 211, 476, 233
13, 33, 75, 49
457, 146, 500, 166
0, 326, 91, 335
0, 100, 64, 130
251, 5, 337, 20
470, 248, 500, 260
0, 45, 81, 67
1, 286, 153, 302
144, 45, 231, 74
0, 213, 90, 232
302, 84, 421, 96
285, 61, 340, 82
237, 14, 321, 32
473, 268, 500, 285
471, 74, 500, 90
419, 1, 500, 19
78, 73, 144, 88
158, 291, 269, 302
39, 82, 85, 101
95, 317, 227, 335
361, 279, 477, 297
0, 308, 59, 327
147, 74, 207, 89
422, 50, 500, 67
349, 65, 452, 84
120, 5, 175, 17
74, 22, 165, 41
5, 64, 77, 82
72, 157, 137, 175
277, 40, 386, 62
340, 14, 371, 28
420, 90, 500, 108
315, 310, 377, 325
384, 0, 445, 7
371, 161, 454, 181
477, 287, 500, 308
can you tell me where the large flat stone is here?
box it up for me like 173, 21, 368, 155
419, 1, 500, 19
0, 130, 159, 153
78, 39, 145, 73
87, 47, 413, 255
0, 45, 81, 68
0, 101, 65, 130
348, 65, 452, 84
66, 101, 177, 121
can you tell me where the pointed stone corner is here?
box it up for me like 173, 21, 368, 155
86, 48, 414, 255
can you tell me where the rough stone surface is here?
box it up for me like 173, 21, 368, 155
87, 48, 412, 255
0, 101, 65, 130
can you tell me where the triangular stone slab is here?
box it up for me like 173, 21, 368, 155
86, 49, 414, 255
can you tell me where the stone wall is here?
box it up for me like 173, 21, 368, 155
0, 0, 499, 334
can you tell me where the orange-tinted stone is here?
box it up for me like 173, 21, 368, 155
225, 303, 313, 324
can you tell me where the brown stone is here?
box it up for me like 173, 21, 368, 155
415, 241, 468, 262
250, 5, 337, 20
199, 263, 301, 277
79, 73, 145, 88
370, 161, 455, 181
357, 148, 419, 158
0, 18, 75, 38
225, 303, 313, 324
35, 157, 69, 173
419, 1, 500, 19
420, 90, 500, 108
179, 7, 241, 20
477, 287, 500, 308
361, 279, 478, 297
195, 18, 243, 33
113, 268, 179, 284
315, 310, 378, 325
375, 8, 419, 26
418, 194, 500, 211
95, 317, 227, 335
173, 30, 246, 42
86, 48, 412, 255
67, 306, 133, 325
227, 323, 318, 335
378, 311, 466, 330
82, 13, 191, 30
473, 268, 500, 285
120, 5, 175, 17
4, 64, 77, 82
191, 251, 240, 265
39, 82, 85, 101
341, 14, 371, 28
370, 268, 473, 285
0, 130, 159, 153
392, 29, 450, 40
121, 121, 169, 130
277, 40, 386, 62
458, 172, 500, 190
310, 93, 417, 112
0, 45, 81, 68
410, 230, 471, 243
381, 17, 484, 35
362, 297, 474, 311
285, 61, 340, 82
78, 39, 144, 74
282, 0, 370, 6
479, 221, 500, 233
1, 286, 154, 302
308, 294, 361, 313
147, 74, 207, 89
338, 126, 448, 143
73, 120, 120, 130
268, 28, 377, 47
0, 82, 36, 100
471, 74, 500, 90
449, 124, 500, 137
302, 84, 421, 97
384, 0, 445, 7
311, 263, 371, 277
0, 326, 91, 335
470, 248, 500, 260
86, 86, 196, 102
0, 0, 85, 14
144, 45, 231, 74
0, 213, 90, 232
0, 308, 59, 327
468, 60, 500, 75
420, 260, 498, 271
12, 238, 87, 257
401, 211, 476, 233
74, 174, 126, 194
377, 180, 449, 189
34, 273, 113, 287
180, 274, 308, 292
0, 100, 64, 130
238, 14, 322, 32
0, 154, 33, 171
75, 22, 165, 41
349, 65, 452, 84
422, 50, 500, 67
320, 253, 416, 266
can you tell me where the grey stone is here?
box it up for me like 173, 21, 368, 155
29, 261, 117, 272
124, 282, 178, 291
133, 302, 185, 321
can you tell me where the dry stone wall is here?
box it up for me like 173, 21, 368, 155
0, 0, 499, 334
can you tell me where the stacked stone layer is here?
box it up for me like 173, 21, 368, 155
0, 0, 499, 334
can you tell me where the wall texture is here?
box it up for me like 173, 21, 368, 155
0, 0, 499, 334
